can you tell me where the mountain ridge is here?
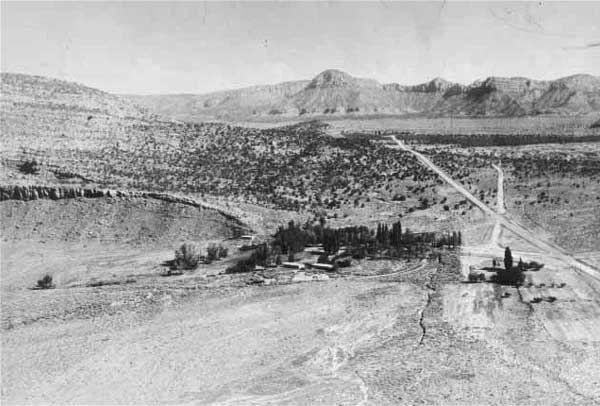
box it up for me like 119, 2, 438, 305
3, 70, 600, 123
1, 72, 147, 118
125, 70, 600, 121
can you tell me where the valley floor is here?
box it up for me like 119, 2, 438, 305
2, 240, 600, 405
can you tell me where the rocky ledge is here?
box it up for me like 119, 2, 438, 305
0, 185, 246, 227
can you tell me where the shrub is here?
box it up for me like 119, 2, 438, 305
218, 245, 228, 259
226, 243, 269, 274
206, 244, 218, 262
36, 274, 54, 289
495, 268, 524, 286
18, 159, 40, 175
335, 258, 351, 268
206, 243, 228, 263
175, 242, 200, 270
317, 254, 330, 264
468, 271, 485, 283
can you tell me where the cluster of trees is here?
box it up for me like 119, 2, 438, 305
495, 247, 525, 285
470, 247, 539, 285
226, 218, 463, 274
274, 221, 315, 255
273, 219, 462, 260
172, 242, 228, 272
226, 243, 271, 274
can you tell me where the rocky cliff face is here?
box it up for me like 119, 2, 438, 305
0, 185, 108, 201
128, 70, 600, 121
4, 71, 600, 125
0, 185, 246, 227
404, 78, 458, 93
305, 69, 380, 89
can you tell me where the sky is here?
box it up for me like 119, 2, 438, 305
1, 1, 599, 94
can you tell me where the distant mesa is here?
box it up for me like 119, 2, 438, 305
3, 70, 600, 123
126, 69, 600, 121
406, 77, 457, 93
306, 69, 380, 89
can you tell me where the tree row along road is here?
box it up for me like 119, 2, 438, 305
389, 136, 600, 281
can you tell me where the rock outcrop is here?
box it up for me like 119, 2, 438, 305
0, 185, 246, 227
0, 185, 113, 201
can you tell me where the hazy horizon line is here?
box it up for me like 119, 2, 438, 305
3, 68, 599, 97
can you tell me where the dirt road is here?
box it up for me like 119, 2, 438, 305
3, 137, 600, 404
390, 136, 600, 281
491, 163, 505, 214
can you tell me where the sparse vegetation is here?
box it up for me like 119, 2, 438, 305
17, 159, 41, 175
15, 120, 447, 212
226, 243, 269, 274
174, 242, 201, 270
416, 142, 600, 252
3, 70, 600, 405
172, 242, 229, 270
206, 243, 228, 263
392, 132, 600, 147
36, 274, 54, 289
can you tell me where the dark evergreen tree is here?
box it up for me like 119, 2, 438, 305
504, 247, 513, 271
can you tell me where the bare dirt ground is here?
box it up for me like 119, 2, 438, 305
2, 135, 600, 405
2, 199, 600, 405
3, 250, 600, 405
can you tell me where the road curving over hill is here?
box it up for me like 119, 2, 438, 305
389, 135, 600, 281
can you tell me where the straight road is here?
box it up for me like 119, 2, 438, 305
491, 163, 505, 214
390, 136, 600, 280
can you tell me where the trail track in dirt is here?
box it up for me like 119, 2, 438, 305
390, 136, 600, 281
